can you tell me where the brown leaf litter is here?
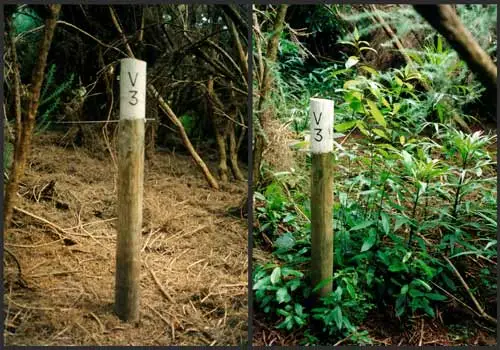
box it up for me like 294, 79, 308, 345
3, 132, 248, 346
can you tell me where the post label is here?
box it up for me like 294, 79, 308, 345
310, 98, 334, 153
120, 58, 147, 120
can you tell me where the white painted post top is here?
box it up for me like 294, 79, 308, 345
120, 58, 147, 120
310, 98, 334, 153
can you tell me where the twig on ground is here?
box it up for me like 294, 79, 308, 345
5, 284, 13, 332
187, 259, 206, 270
218, 282, 247, 288
81, 226, 110, 250
13, 206, 78, 245
146, 262, 175, 303
333, 335, 351, 346
147, 304, 175, 342
165, 224, 208, 243
443, 255, 497, 325
6, 239, 64, 248
89, 312, 106, 333
64, 217, 117, 230
168, 248, 191, 268
417, 232, 496, 325
6, 296, 71, 311
141, 227, 162, 252
4, 248, 26, 284
14, 206, 66, 233
430, 281, 481, 318
49, 325, 72, 343
27, 269, 79, 278
418, 318, 424, 346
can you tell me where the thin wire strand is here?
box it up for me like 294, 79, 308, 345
51, 118, 156, 124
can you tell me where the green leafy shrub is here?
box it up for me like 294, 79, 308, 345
312, 267, 373, 342
38, 64, 75, 132
254, 8, 497, 345
253, 263, 309, 330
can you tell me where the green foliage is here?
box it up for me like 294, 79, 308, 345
254, 120, 496, 343
37, 64, 75, 132
12, 7, 42, 34
341, 5, 496, 56
3, 141, 14, 173
275, 20, 491, 134
10, 6, 43, 82
255, 5, 497, 345
179, 114, 196, 136
359, 6, 425, 37
312, 267, 373, 343
253, 79, 496, 344
372, 245, 446, 318
457, 5, 497, 54
253, 263, 309, 331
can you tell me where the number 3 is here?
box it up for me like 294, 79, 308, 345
314, 128, 323, 142
129, 90, 138, 105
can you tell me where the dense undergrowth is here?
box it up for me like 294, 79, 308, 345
253, 5, 497, 345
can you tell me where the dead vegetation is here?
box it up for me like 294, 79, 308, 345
3, 132, 248, 346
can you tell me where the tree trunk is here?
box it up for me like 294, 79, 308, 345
228, 123, 244, 181
236, 111, 246, 152
8, 19, 22, 146
414, 5, 497, 97
252, 4, 288, 185
214, 128, 229, 182
207, 76, 245, 182
4, 5, 62, 229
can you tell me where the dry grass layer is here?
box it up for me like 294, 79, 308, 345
3, 132, 248, 346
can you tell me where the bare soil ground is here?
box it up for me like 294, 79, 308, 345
3, 132, 248, 346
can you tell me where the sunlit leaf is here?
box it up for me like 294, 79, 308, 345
344, 79, 361, 89
345, 56, 360, 69
373, 128, 390, 140
366, 100, 387, 127
335, 120, 357, 132
276, 287, 291, 303
381, 212, 390, 235
359, 46, 378, 54
270, 267, 281, 285
359, 65, 377, 75
274, 233, 295, 250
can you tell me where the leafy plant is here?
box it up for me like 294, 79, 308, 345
440, 129, 495, 220
254, 9, 497, 345
38, 64, 75, 132
253, 263, 310, 330
311, 267, 374, 341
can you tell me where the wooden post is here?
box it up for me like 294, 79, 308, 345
115, 58, 146, 322
310, 98, 334, 299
